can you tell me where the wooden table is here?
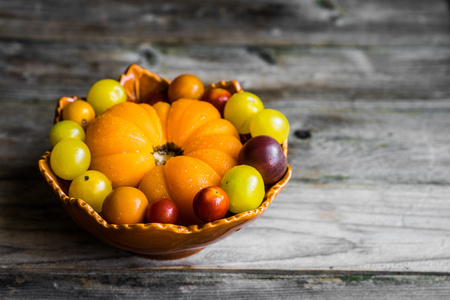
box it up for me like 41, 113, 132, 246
1, 0, 450, 298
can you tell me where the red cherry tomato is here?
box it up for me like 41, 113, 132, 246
146, 198, 179, 224
201, 88, 232, 116
193, 186, 229, 222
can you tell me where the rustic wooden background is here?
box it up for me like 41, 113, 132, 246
1, 0, 450, 298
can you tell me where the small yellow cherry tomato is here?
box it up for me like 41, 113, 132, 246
50, 138, 91, 180
69, 170, 113, 213
249, 108, 290, 144
49, 120, 85, 148
220, 165, 265, 214
87, 79, 127, 115
224, 92, 264, 134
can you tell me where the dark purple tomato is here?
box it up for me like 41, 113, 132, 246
238, 135, 287, 185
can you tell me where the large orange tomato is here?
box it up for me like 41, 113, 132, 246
85, 99, 242, 225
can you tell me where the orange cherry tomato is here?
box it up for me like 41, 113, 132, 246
168, 74, 204, 103
62, 100, 96, 129
101, 187, 149, 225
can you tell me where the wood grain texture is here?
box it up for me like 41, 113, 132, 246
283, 100, 450, 186
1, 41, 450, 102
1, 179, 449, 272
1, 268, 450, 299
0, 0, 449, 104
0, 102, 53, 179
0, 0, 448, 46
1, 0, 450, 297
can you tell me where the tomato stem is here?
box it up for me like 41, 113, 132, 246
152, 142, 184, 165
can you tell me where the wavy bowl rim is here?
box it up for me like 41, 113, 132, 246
39, 151, 292, 234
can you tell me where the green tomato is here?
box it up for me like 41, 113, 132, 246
87, 79, 127, 115
50, 138, 91, 180
220, 165, 265, 214
250, 109, 290, 144
49, 120, 85, 148
224, 92, 264, 134
69, 170, 113, 213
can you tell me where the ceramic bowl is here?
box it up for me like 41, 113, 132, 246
39, 64, 292, 260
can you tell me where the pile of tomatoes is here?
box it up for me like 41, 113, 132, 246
48, 73, 289, 226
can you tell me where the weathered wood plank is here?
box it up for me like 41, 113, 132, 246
1, 268, 450, 299
1, 41, 450, 102
283, 99, 450, 186
1, 179, 449, 272
0, 0, 448, 46
0, 102, 53, 179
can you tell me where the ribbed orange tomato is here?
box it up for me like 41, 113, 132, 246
85, 99, 242, 225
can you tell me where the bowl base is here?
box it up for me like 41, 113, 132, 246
135, 247, 205, 260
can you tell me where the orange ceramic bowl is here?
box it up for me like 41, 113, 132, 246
39, 64, 292, 260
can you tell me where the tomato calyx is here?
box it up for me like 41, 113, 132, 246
152, 142, 184, 166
